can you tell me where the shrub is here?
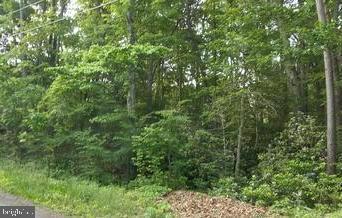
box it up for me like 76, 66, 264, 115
133, 110, 221, 189
210, 177, 242, 199
243, 113, 342, 213
243, 183, 278, 206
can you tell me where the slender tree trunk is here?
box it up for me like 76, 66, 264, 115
254, 111, 259, 148
323, 50, 337, 174
278, 0, 297, 112
332, 55, 341, 150
147, 67, 153, 113
335, 53, 342, 153
315, 0, 337, 174
155, 61, 165, 110
147, 62, 157, 113
126, 0, 136, 114
220, 114, 227, 176
296, 0, 308, 113
19, 0, 24, 20
333, 0, 342, 154
235, 96, 244, 178
177, 66, 184, 101
48, 0, 62, 66
297, 63, 308, 113
279, 0, 308, 113
18, 0, 30, 75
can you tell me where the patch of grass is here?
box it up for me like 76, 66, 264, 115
267, 200, 342, 218
280, 207, 342, 218
325, 208, 342, 218
0, 160, 172, 218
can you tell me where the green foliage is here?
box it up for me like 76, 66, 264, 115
209, 177, 242, 199
133, 111, 222, 189
243, 183, 278, 206
133, 111, 191, 187
242, 113, 342, 213
0, 73, 46, 159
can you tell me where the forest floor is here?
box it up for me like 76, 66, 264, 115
164, 190, 268, 218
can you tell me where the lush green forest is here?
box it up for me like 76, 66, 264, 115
0, 0, 341, 216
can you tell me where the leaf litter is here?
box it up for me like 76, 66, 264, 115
164, 191, 267, 218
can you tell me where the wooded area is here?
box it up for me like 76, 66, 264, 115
0, 0, 341, 216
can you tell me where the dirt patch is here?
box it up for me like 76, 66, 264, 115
165, 191, 267, 218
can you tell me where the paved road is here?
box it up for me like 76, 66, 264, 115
0, 191, 64, 218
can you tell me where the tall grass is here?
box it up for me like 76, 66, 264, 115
0, 160, 172, 217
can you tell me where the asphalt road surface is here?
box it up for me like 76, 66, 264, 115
0, 191, 64, 218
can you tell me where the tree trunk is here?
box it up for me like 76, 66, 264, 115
126, 0, 136, 114
220, 114, 227, 176
147, 62, 157, 113
19, 0, 24, 20
297, 63, 308, 113
335, 53, 342, 154
155, 61, 165, 110
333, 0, 342, 154
332, 54, 342, 153
278, 12, 297, 112
315, 0, 337, 174
279, 0, 308, 113
48, 0, 61, 66
235, 96, 244, 178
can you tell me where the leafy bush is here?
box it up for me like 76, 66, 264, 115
242, 113, 342, 213
133, 110, 222, 189
132, 111, 190, 186
210, 177, 242, 199
243, 183, 277, 206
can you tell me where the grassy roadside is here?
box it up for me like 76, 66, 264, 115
0, 160, 172, 218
